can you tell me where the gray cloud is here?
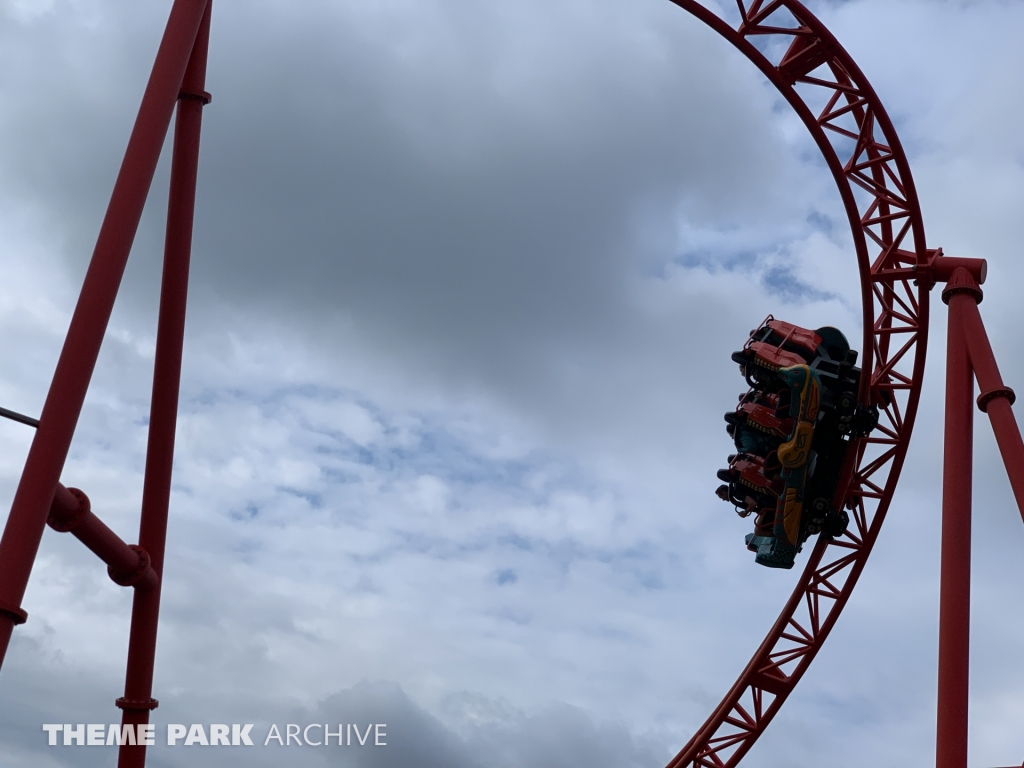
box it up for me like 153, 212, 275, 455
0, 0, 841, 433
2, 1, 1024, 767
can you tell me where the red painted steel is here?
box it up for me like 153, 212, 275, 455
0, 0, 210, 668
936, 270, 975, 768
0, 2, 211, 768
665, 4, 1024, 766
932, 266, 1024, 768
931, 256, 987, 286
959, 295, 1024, 527
664, 2, 930, 764
0, 2, 1019, 767
46, 484, 159, 591
115, 5, 212, 767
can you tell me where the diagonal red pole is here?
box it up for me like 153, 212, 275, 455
959, 297, 1024, 525
934, 264, 1024, 768
115, 4, 212, 766
936, 268, 978, 768
0, 0, 210, 668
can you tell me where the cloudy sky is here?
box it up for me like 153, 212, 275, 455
1, 0, 1023, 766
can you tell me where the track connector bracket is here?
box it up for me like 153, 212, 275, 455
915, 249, 987, 293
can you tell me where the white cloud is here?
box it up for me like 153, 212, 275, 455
2, 1, 1024, 767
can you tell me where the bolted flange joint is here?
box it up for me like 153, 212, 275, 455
108, 545, 158, 590
977, 387, 1016, 413
178, 88, 212, 105
0, 598, 27, 626
46, 486, 90, 532
115, 697, 159, 711
941, 267, 983, 305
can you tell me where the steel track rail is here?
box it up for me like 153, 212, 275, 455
664, 2, 930, 765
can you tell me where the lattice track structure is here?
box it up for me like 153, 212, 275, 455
0, 2, 966, 767
664, 2, 933, 766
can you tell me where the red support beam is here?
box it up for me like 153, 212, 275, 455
0, 0, 210, 670
935, 268, 980, 768
932, 264, 1024, 768
116, 4, 212, 766
959, 298, 1024, 526
47, 484, 158, 591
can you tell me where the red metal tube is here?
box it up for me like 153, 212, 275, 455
0, 0, 210, 670
936, 278, 975, 768
116, 5, 211, 767
931, 255, 987, 286
47, 485, 158, 591
979, 398, 1024, 525
959, 299, 1024, 526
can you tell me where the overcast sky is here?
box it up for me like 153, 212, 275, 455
1, 0, 1024, 766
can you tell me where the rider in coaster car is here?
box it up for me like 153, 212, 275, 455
717, 484, 777, 530
725, 390, 794, 459
716, 455, 780, 518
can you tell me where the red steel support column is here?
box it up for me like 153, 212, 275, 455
936, 269, 980, 768
959, 300, 1024, 525
0, 0, 209, 670
116, 5, 211, 767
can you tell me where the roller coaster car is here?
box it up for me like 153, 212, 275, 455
733, 392, 792, 439
717, 454, 782, 510
725, 317, 878, 569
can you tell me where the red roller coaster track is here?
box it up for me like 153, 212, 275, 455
0, 2, 1021, 767
664, 3, 1024, 768
664, 1, 932, 764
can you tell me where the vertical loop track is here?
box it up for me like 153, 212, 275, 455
664, 2, 930, 765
